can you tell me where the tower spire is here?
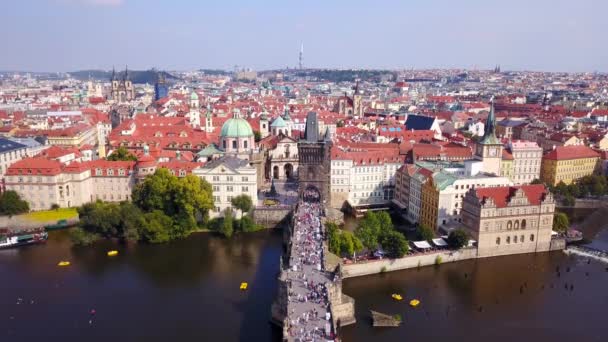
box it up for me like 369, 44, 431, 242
480, 96, 499, 144
299, 43, 303, 70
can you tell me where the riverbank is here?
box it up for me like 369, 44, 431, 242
342, 248, 478, 279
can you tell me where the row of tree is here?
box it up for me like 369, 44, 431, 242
550, 175, 608, 204
328, 211, 410, 258
72, 169, 214, 245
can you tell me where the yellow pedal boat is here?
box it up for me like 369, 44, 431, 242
240, 282, 248, 290
107, 250, 118, 257
409, 299, 420, 307
57, 261, 71, 267
391, 294, 403, 301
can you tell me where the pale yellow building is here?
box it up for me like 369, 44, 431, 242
540, 145, 599, 185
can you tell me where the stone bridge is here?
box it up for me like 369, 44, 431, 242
271, 195, 355, 341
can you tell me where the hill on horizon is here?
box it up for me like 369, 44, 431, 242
68, 69, 179, 84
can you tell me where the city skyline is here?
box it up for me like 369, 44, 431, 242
1, 0, 607, 73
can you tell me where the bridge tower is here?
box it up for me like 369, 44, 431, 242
298, 111, 331, 204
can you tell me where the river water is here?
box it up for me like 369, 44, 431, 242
1, 213, 608, 342
0, 230, 283, 342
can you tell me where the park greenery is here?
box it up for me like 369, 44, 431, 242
550, 175, 608, 205
553, 212, 570, 234
71, 168, 214, 245
447, 229, 469, 249
106, 146, 138, 161
328, 211, 410, 259
0, 190, 30, 216
207, 206, 263, 238
416, 224, 435, 242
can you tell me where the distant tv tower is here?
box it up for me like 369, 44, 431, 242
299, 43, 304, 70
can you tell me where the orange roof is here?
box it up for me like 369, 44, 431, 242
6, 157, 63, 176
475, 184, 549, 208
543, 145, 599, 160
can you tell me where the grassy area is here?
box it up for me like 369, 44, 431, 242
23, 208, 79, 222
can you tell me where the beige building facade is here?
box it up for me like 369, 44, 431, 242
461, 184, 555, 258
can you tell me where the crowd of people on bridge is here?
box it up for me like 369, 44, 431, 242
284, 189, 336, 341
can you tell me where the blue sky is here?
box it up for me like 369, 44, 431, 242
1, 0, 606, 72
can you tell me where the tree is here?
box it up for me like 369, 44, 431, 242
221, 208, 234, 238
417, 224, 434, 242
231, 194, 253, 218
0, 190, 30, 216
553, 212, 569, 234
327, 222, 341, 255
107, 146, 138, 161
339, 232, 355, 257
375, 211, 394, 241
140, 210, 173, 243
238, 215, 261, 233
336, 120, 345, 128
380, 231, 409, 258
69, 228, 100, 246
355, 219, 379, 251
50, 203, 60, 210
555, 181, 569, 196
132, 169, 214, 234
562, 195, 575, 207
530, 179, 543, 185
447, 229, 469, 249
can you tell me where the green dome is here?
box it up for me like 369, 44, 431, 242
220, 118, 254, 138
190, 91, 199, 100
270, 116, 287, 128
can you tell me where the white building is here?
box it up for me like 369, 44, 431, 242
193, 156, 258, 218
508, 140, 543, 185
0, 138, 28, 177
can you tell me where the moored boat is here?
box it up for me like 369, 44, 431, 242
0, 228, 48, 250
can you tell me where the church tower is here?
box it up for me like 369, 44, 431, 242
204, 103, 214, 133
475, 98, 503, 175
353, 80, 363, 116
187, 90, 201, 128
123, 66, 134, 101
259, 107, 269, 138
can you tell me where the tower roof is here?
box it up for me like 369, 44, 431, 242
479, 98, 500, 145
304, 111, 320, 142
270, 116, 287, 128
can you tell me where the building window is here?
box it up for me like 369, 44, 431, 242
507, 221, 512, 230
506, 236, 511, 244
213, 176, 219, 181
227, 186, 233, 192
244, 140, 248, 149
530, 234, 535, 242
521, 219, 526, 229
496, 237, 501, 245
514, 235, 518, 243
242, 176, 248, 182
227, 176, 233, 181
514, 220, 519, 230
232, 141, 237, 149
212, 186, 219, 192
242, 186, 249, 192
227, 196, 233, 202
520, 235, 524, 243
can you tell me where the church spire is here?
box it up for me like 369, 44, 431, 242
480, 97, 499, 145
111, 66, 116, 81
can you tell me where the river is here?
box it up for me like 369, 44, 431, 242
0, 230, 283, 342
2, 212, 608, 342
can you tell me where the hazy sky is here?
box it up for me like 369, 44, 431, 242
1, 0, 607, 72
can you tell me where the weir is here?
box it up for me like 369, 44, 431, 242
271, 192, 355, 341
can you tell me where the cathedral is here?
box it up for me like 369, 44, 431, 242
111, 67, 135, 102
334, 81, 363, 117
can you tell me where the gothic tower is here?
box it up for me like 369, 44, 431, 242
475, 98, 503, 175
298, 111, 331, 203
353, 80, 363, 116
259, 108, 269, 138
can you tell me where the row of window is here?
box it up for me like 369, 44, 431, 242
207, 176, 249, 182
496, 234, 534, 245
212, 185, 249, 192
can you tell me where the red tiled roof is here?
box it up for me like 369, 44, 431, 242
474, 184, 549, 208
6, 157, 63, 176
543, 145, 599, 160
